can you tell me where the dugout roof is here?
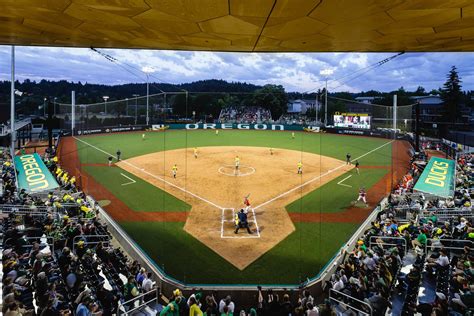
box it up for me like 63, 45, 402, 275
2, 0, 474, 52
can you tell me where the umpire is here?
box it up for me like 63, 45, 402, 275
235, 209, 252, 234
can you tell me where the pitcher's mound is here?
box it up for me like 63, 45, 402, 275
218, 165, 255, 177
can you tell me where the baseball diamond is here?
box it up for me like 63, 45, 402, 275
58, 129, 410, 284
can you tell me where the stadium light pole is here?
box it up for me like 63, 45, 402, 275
43, 97, 47, 117
320, 69, 333, 127
142, 66, 155, 126
10, 46, 15, 155
102, 96, 109, 115
53, 97, 57, 116
320, 69, 333, 126
132, 94, 139, 125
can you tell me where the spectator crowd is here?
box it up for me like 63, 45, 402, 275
218, 107, 272, 124
2, 142, 473, 315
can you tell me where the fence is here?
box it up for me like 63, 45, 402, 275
117, 288, 160, 316
329, 289, 372, 316
3, 236, 55, 254
419, 208, 474, 221
72, 234, 111, 253
369, 236, 408, 254
425, 238, 474, 254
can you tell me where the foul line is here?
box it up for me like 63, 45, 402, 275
74, 136, 224, 210
253, 140, 394, 210
120, 173, 136, 186
337, 175, 352, 188
221, 208, 261, 239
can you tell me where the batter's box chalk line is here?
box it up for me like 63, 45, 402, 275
220, 208, 261, 239
218, 165, 256, 177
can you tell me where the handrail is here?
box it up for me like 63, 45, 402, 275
117, 288, 159, 315
19, 236, 55, 254
369, 236, 408, 254
329, 289, 372, 316
72, 234, 110, 253
425, 238, 474, 253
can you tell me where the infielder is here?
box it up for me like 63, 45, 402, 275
297, 161, 303, 174
193, 147, 198, 159
355, 160, 360, 174
172, 164, 178, 178
234, 156, 240, 175
270, 148, 274, 155
357, 187, 368, 206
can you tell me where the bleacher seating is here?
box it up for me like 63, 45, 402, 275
2, 145, 473, 315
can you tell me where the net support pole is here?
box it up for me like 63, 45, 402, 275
415, 102, 420, 152
71, 91, 76, 136
393, 94, 397, 137
10, 45, 15, 154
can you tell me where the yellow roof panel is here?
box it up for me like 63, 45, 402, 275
1, 0, 474, 51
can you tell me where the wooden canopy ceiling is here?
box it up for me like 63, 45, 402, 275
2, 0, 474, 52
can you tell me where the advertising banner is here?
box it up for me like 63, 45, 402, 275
14, 153, 59, 193
413, 157, 455, 198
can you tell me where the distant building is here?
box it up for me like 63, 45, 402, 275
410, 95, 444, 124
287, 99, 322, 114
354, 96, 382, 104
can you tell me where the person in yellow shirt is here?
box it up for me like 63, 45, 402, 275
172, 164, 178, 179
292, 132, 295, 139
297, 161, 303, 174
193, 147, 198, 159
270, 148, 274, 155
215, 129, 219, 136
188, 296, 203, 316
234, 156, 240, 176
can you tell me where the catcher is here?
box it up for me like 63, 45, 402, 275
234, 208, 252, 234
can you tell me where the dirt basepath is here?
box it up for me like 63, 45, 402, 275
59, 137, 411, 226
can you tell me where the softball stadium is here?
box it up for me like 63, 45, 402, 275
2, 1, 474, 315
60, 127, 407, 285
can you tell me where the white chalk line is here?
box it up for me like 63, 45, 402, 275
253, 140, 394, 210
221, 208, 260, 238
120, 173, 136, 186
337, 175, 353, 188
74, 136, 225, 210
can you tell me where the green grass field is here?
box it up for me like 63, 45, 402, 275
75, 130, 393, 285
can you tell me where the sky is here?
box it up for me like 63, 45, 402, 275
1, 45, 474, 93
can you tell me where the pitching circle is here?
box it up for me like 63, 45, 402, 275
218, 165, 256, 177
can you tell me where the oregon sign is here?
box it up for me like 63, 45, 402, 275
413, 157, 455, 198
14, 153, 59, 193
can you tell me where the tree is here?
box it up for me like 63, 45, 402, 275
440, 66, 462, 123
252, 84, 288, 118
415, 86, 427, 95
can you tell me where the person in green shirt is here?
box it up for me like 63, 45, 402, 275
160, 300, 179, 316
411, 229, 427, 251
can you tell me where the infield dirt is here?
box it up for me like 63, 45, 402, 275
117, 146, 351, 269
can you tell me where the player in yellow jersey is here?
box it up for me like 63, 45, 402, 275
234, 156, 240, 175
193, 147, 198, 159
270, 148, 274, 155
172, 164, 178, 178
297, 161, 303, 174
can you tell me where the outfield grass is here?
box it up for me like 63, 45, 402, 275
120, 221, 360, 285
83, 165, 191, 212
286, 168, 389, 213
77, 130, 391, 167
74, 130, 392, 284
